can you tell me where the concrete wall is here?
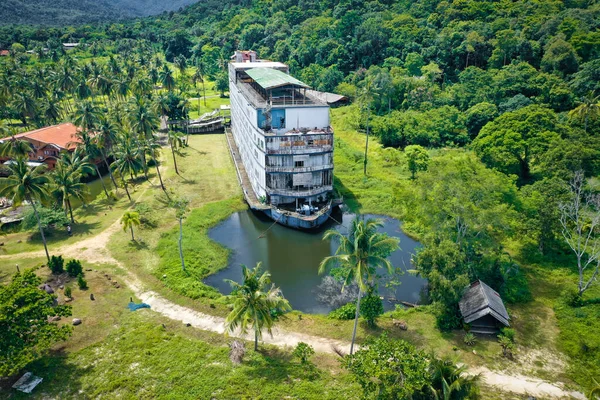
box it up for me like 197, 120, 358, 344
282, 106, 329, 131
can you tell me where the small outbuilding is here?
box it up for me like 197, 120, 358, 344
459, 280, 510, 334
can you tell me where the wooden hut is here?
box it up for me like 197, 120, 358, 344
459, 280, 510, 334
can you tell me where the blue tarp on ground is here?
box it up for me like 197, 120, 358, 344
128, 302, 151, 311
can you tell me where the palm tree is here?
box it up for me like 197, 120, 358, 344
128, 97, 160, 182
74, 130, 110, 198
174, 55, 187, 78
192, 62, 206, 107
569, 92, 600, 133
167, 128, 185, 175
144, 135, 167, 193
319, 217, 399, 354
357, 78, 374, 176
120, 211, 140, 241
111, 132, 143, 202
428, 357, 480, 399
52, 160, 87, 223
43, 98, 62, 125
12, 92, 37, 126
225, 263, 292, 351
159, 65, 176, 92
95, 118, 119, 191
0, 158, 51, 261
61, 147, 95, 178
170, 198, 189, 272
0, 134, 32, 158
72, 100, 100, 132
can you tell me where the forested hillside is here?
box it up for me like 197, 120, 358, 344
0, 0, 198, 26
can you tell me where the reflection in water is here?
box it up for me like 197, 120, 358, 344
204, 208, 428, 314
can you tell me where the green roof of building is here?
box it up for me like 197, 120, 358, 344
245, 68, 310, 90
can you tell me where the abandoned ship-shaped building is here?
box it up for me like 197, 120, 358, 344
227, 51, 337, 229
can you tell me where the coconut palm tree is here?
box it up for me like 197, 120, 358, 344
120, 210, 140, 241
319, 217, 399, 354
0, 134, 32, 158
95, 117, 119, 191
225, 263, 292, 351
357, 78, 374, 176
128, 97, 159, 181
428, 357, 480, 399
72, 100, 100, 132
60, 147, 95, 178
0, 158, 51, 261
12, 92, 37, 126
569, 92, 600, 133
52, 160, 87, 223
74, 130, 109, 198
159, 65, 176, 92
167, 128, 185, 175
144, 135, 167, 193
112, 133, 143, 202
192, 62, 206, 107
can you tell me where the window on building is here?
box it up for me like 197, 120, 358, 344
294, 160, 304, 168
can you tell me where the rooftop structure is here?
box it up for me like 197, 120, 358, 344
1, 123, 82, 169
459, 280, 510, 334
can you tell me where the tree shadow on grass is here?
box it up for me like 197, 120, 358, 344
25, 221, 102, 246
244, 346, 318, 384
0, 349, 85, 399
128, 239, 148, 250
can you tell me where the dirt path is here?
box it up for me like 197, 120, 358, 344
471, 367, 586, 399
125, 274, 351, 354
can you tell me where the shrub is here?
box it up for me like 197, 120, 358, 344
65, 259, 83, 277
463, 333, 477, 346
48, 255, 64, 274
22, 205, 69, 234
135, 203, 158, 229
360, 288, 384, 328
292, 342, 315, 365
562, 289, 584, 307
500, 327, 516, 343
64, 286, 72, 298
77, 274, 88, 290
328, 302, 356, 320
498, 335, 515, 358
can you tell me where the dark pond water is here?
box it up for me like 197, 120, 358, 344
204, 208, 428, 314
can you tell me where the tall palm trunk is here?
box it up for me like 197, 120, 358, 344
154, 158, 167, 193
138, 140, 149, 181
94, 163, 110, 198
350, 288, 363, 355
67, 199, 75, 224
28, 196, 50, 262
170, 139, 179, 175
121, 176, 132, 202
101, 150, 118, 191
178, 217, 185, 271
363, 110, 370, 176
254, 327, 259, 351
130, 225, 135, 241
